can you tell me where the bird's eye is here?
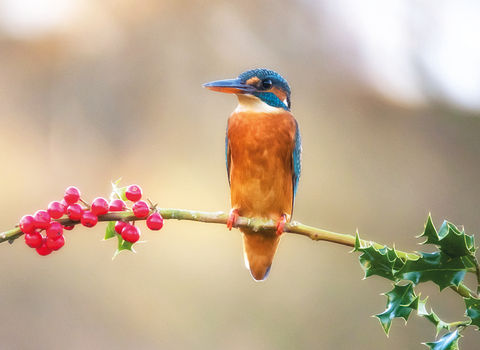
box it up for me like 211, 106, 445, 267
261, 79, 273, 89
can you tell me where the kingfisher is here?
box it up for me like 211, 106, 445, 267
204, 68, 301, 281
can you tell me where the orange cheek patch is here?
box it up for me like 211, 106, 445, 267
271, 87, 287, 104
246, 77, 260, 85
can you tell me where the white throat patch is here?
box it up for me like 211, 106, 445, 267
235, 94, 283, 114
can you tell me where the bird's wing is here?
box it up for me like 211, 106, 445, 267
226, 124, 231, 187
292, 120, 302, 211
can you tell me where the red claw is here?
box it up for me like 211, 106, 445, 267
276, 214, 287, 236
227, 208, 240, 230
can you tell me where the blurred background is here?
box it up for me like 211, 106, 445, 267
1, 0, 480, 349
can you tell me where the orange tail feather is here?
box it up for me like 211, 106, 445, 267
241, 228, 281, 281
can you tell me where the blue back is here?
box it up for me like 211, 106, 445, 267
292, 120, 302, 200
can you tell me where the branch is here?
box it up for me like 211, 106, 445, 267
0, 207, 444, 261
1, 207, 476, 299
0, 207, 420, 267
1, 207, 381, 248
451, 284, 474, 299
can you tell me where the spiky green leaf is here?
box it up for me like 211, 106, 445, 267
460, 254, 477, 269
357, 245, 403, 281
110, 179, 128, 201
354, 232, 405, 281
113, 234, 136, 258
465, 297, 480, 329
354, 231, 364, 250
397, 252, 467, 291
437, 222, 475, 257
423, 330, 461, 350
104, 221, 116, 240
375, 282, 419, 335
418, 298, 450, 335
419, 216, 475, 258
105, 220, 137, 258
420, 215, 439, 245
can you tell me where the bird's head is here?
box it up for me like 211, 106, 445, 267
203, 68, 291, 112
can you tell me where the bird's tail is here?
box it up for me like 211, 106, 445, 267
241, 228, 281, 281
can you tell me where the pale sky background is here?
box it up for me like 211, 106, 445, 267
4, 0, 480, 108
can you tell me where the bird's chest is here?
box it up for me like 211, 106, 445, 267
228, 111, 295, 171
227, 111, 296, 217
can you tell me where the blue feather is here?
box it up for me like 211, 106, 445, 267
238, 68, 291, 110
253, 91, 289, 111
225, 124, 230, 186
292, 120, 302, 202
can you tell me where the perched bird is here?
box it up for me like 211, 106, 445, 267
204, 68, 301, 281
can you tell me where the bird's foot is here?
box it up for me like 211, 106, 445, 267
227, 208, 239, 230
276, 214, 287, 236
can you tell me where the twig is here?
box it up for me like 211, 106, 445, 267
1, 208, 362, 246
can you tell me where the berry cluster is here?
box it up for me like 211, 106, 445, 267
111, 184, 164, 244
18, 184, 164, 256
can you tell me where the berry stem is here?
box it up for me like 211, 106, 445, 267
146, 198, 158, 210
79, 198, 91, 209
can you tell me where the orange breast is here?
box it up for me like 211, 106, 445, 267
227, 110, 297, 221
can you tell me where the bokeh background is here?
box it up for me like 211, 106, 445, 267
1, 0, 480, 349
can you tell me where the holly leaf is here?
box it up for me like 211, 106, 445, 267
418, 298, 450, 335
358, 245, 402, 281
375, 282, 419, 335
423, 330, 461, 350
420, 215, 439, 245
465, 297, 480, 329
436, 221, 475, 257
460, 254, 477, 269
113, 234, 136, 258
104, 221, 116, 240
104, 220, 137, 258
110, 178, 128, 201
396, 251, 467, 291
354, 233, 405, 281
419, 215, 475, 258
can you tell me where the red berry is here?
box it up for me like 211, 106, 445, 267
46, 222, 63, 239
47, 235, 65, 251
66, 203, 83, 221
19, 215, 35, 234
33, 210, 51, 229
121, 225, 140, 243
91, 197, 109, 215
132, 200, 149, 218
60, 198, 69, 208
147, 212, 164, 230
63, 225, 74, 231
47, 201, 66, 219
25, 231, 43, 248
125, 184, 143, 202
81, 211, 98, 227
114, 221, 128, 234
36, 238, 53, 256
109, 199, 126, 212
64, 186, 81, 204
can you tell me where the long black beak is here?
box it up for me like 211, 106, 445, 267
203, 78, 255, 95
